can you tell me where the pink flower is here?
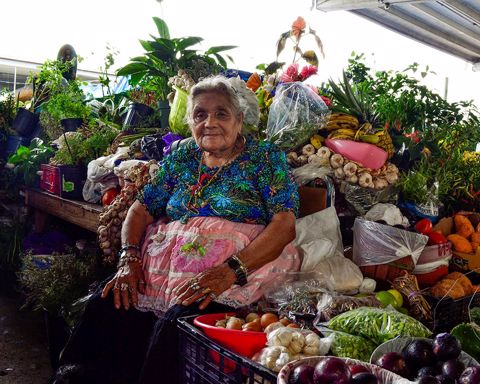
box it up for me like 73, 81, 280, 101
405, 131, 420, 144
299, 65, 318, 81
280, 63, 300, 83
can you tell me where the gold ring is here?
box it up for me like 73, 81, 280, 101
120, 283, 129, 291
200, 287, 212, 296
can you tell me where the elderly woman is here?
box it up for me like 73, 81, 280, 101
54, 75, 300, 384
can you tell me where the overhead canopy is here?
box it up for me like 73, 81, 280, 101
316, 0, 480, 65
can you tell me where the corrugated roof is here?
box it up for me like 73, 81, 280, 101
316, 0, 480, 65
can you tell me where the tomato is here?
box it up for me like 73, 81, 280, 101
427, 231, 448, 245
414, 218, 433, 235
102, 188, 119, 206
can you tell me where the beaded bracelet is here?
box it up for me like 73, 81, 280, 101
117, 254, 142, 269
119, 243, 141, 253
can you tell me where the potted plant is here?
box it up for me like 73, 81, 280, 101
122, 88, 157, 129
17, 250, 98, 368
0, 89, 17, 160
12, 60, 72, 137
7, 138, 54, 187
45, 87, 91, 132
116, 17, 235, 124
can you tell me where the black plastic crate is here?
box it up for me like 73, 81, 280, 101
177, 315, 276, 384
427, 292, 480, 333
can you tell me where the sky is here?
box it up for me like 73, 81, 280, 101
1, 0, 479, 106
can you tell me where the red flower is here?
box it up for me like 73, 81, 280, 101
405, 131, 420, 144
320, 95, 332, 107
299, 65, 317, 81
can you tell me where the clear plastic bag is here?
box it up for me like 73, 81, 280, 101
266, 82, 329, 151
353, 218, 428, 267
168, 86, 190, 137
343, 182, 399, 216
317, 327, 377, 362
314, 292, 382, 322
292, 163, 332, 187
327, 307, 432, 345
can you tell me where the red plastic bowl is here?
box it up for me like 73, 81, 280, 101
194, 313, 267, 358
325, 138, 388, 170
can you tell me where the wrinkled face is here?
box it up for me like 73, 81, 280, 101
190, 92, 243, 154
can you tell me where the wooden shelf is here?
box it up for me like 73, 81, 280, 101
24, 188, 102, 233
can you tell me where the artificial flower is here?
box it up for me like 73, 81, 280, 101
299, 65, 317, 81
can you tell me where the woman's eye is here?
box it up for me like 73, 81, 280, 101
215, 111, 229, 120
194, 112, 207, 122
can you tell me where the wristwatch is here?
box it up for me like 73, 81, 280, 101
226, 255, 248, 286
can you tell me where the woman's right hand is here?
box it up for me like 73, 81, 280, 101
101, 263, 146, 310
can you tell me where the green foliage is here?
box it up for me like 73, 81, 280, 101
49, 121, 120, 166
7, 138, 53, 186
18, 251, 97, 314
117, 17, 236, 100
45, 90, 91, 121
25, 59, 75, 112
0, 218, 25, 271
0, 89, 16, 142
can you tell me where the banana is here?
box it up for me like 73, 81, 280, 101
328, 134, 356, 140
326, 122, 359, 131
359, 134, 380, 144
333, 128, 357, 137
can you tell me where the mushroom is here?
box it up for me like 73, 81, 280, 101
330, 154, 344, 169
358, 172, 373, 188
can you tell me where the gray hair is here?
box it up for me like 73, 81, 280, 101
185, 75, 259, 129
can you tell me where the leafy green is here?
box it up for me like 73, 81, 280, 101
451, 323, 480, 362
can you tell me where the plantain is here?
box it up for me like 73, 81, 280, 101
359, 134, 380, 144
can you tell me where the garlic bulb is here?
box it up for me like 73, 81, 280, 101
346, 174, 358, 184
385, 171, 399, 184
334, 167, 345, 179
343, 162, 358, 177
302, 144, 316, 156
373, 177, 389, 190
317, 147, 331, 159
330, 154, 344, 169
358, 172, 373, 188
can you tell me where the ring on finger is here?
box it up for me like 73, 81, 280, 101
200, 287, 211, 296
120, 283, 129, 291
190, 281, 201, 292
113, 283, 120, 290
208, 292, 217, 300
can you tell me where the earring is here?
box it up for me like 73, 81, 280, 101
237, 133, 246, 147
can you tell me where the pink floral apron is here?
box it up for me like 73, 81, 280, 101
136, 217, 300, 315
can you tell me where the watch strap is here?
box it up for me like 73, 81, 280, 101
226, 254, 248, 286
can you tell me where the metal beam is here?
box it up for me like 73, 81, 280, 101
316, 0, 425, 12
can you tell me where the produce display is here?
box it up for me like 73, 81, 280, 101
371, 333, 480, 383
327, 307, 432, 345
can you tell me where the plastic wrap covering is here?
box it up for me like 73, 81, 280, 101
317, 327, 377, 362
277, 356, 415, 384
140, 133, 165, 161
266, 82, 329, 151
353, 218, 428, 267
292, 163, 331, 187
168, 86, 190, 137
327, 307, 432, 345
314, 292, 382, 322
343, 182, 399, 216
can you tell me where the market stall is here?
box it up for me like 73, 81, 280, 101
0, 13, 479, 384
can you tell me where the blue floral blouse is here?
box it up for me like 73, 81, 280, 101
138, 138, 299, 225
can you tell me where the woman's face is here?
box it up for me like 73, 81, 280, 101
190, 92, 243, 154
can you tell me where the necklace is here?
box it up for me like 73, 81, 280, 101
187, 150, 237, 212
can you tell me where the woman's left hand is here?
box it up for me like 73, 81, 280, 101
173, 263, 236, 310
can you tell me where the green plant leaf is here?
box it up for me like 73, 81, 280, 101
205, 45, 237, 54
152, 16, 170, 39
212, 53, 227, 68
176, 36, 203, 50
116, 63, 148, 76
139, 39, 153, 51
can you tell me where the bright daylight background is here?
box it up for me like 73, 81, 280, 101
1, 0, 479, 107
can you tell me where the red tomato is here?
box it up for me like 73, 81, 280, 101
102, 188, 119, 206
427, 231, 448, 245
414, 218, 433, 235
